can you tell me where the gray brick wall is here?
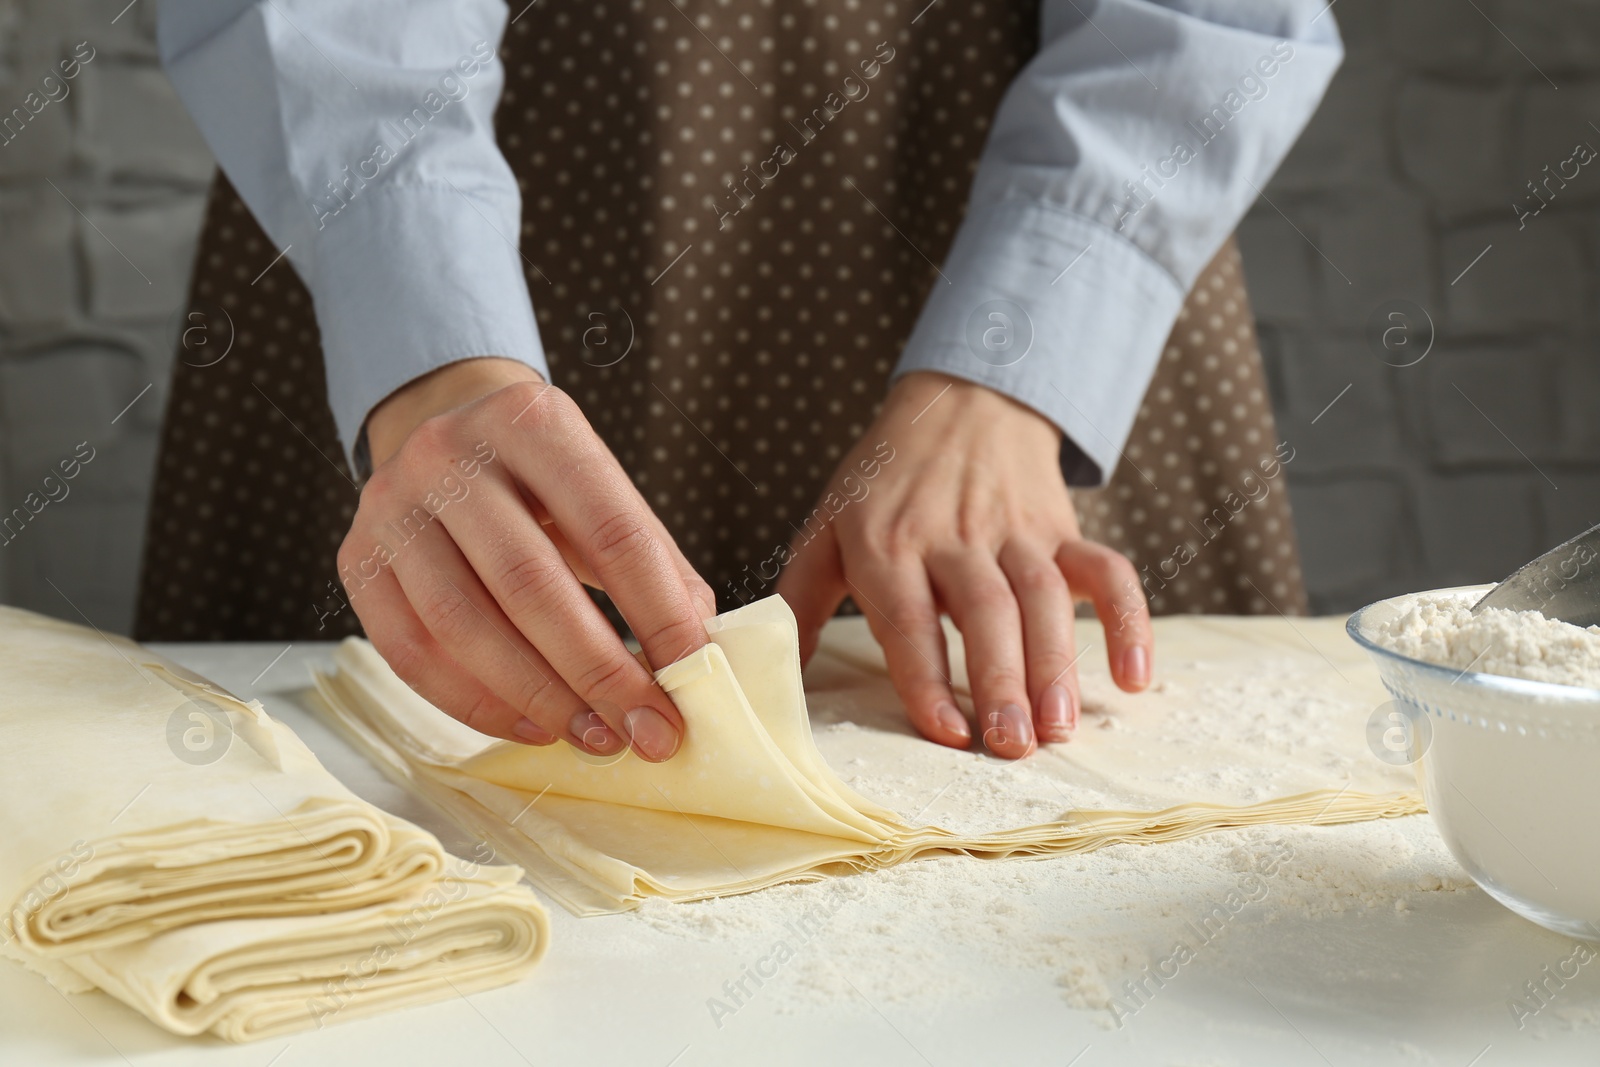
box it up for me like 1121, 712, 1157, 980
1241, 0, 1600, 612
0, 0, 1592, 630
0, 0, 211, 631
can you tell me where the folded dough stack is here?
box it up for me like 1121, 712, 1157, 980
314, 596, 1424, 916
0, 607, 549, 1042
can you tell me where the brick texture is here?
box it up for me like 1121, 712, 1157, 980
1241, 0, 1596, 612
0, 6, 209, 631
0, 0, 1594, 629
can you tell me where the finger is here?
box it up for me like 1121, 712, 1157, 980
512, 480, 599, 586
344, 563, 557, 746
487, 383, 708, 669
999, 539, 1079, 744
845, 560, 971, 749
436, 472, 687, 760
386, 522, 630, 756
927, 551, 1035, 759
1057, 540, 1152, 692
775, 520, 848, 666
524, 480, 716, 620
642, 506, 719, 621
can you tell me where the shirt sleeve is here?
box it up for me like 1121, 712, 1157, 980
891, 0, 1344, 486
156, 0, 545, 470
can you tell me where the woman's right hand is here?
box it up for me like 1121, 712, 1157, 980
339, 357, 715, 762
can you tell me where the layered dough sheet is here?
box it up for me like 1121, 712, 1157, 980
314, 596, 1424, 916
0, 607, 549, 1042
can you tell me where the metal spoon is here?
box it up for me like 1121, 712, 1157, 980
1472, 521, 1600, 626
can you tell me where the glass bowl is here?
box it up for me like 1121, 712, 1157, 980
1347, 586, 1600, 939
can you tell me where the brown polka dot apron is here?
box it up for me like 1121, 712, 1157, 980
134, 0, 1306, 643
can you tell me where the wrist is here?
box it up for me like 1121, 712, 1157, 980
890, 371, 1062, 447
365, 357, 543, 467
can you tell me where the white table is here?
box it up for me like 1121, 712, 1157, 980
4, 641, 1599, 1066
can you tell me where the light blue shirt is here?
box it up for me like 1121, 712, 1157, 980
157, 0, 1341, 483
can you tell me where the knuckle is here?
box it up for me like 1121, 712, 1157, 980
571, 654, 637, 704
1085, 540, 1134, 574
1088, 546, 1144, 602
1107, 552, 1143, 591
954, 504, 998, 548
1035, 642, 1078, 676
379, 634, 430, 689
507, 668, 559, 717
850, 522, 892, 560
686, 573, 716, 604
402, 412, 456, 461
359, 462, 399, 503
888, 606, 939, 638
972, 662, 1026, 697
586, 511, 660, 570
634, 614, 705, 663
452, 690, 505, 738
1011, 557, 1065, 594
882, 517, 925, 556
495, 379, 570, 431
966, 578, 1016, 615
418, 587, 478, 645
493, 550, 569, 613
870, 599, 939, 653
335, 537, 361, 578
873, 588, 933, 629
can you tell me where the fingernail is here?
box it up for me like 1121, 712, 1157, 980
570, 709, 624, 754
624, 706, 681, 761
1121, 646, 1150, 689
512, 718, 552, 745
935, 701, 970, 741
1039, 685, 1072, 740
984, 702, 1034, 753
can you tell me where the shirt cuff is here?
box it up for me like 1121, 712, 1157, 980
891, 199, 1187, 487
308, 183, 548, 470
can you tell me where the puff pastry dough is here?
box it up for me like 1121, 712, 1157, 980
0, 607, 548, 1042
314, 596, 1423, 915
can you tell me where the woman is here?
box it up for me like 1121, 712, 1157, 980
145, 0, 1338, 763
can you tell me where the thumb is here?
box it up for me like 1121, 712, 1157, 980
775, 521, 847, 666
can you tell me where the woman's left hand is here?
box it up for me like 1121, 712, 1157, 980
775, 371, 1153, 759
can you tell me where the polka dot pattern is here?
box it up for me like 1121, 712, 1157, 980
134, 177, 362, 641
1072, 240, 1309, 617
498, 0, 1035, 604
134, 3, 1304, 640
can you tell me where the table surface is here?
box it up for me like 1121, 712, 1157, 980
5, 638, 1600, 1067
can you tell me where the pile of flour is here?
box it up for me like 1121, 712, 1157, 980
1372, 590, 1600, 689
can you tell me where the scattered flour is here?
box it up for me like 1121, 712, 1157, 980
614, 599, 1599, 1032
631, 812, 1476, 1026
620, 623, 1489, 1027
1373, 590, 1600, 689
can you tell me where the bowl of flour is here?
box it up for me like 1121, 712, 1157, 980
1348, 585, 1600, 939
